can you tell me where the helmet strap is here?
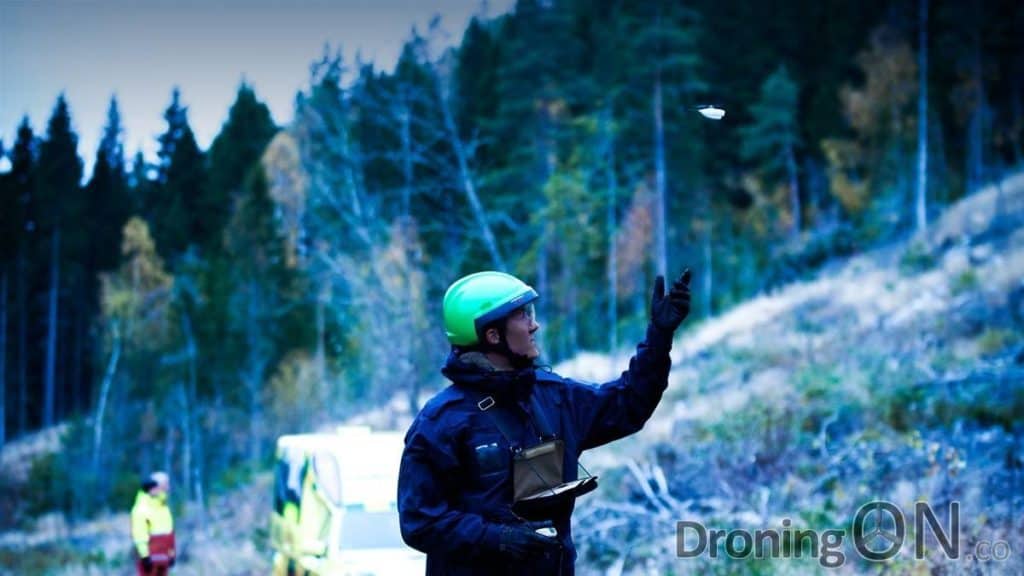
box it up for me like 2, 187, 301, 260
480, 321, 534, 370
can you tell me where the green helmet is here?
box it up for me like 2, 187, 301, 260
443, 271, 539, 346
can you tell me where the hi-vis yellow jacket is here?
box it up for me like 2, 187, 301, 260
130, 490, 174, 557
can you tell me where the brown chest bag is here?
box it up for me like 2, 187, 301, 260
469, 390, 598, 519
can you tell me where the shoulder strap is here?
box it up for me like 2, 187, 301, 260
466, 387, 557, 446
465, 389, 523, 449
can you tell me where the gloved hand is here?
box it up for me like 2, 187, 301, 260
651, 269, 692, 332
169, 557, 176, 567
498, 521, 560, 560
141, 556, 153, 572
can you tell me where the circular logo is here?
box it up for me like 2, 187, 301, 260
853, 501, 905, 561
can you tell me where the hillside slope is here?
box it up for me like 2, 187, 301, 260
562, 172, 1024, 575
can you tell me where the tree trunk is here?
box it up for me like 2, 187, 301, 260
1012, 56, 1023, 164
536, 222, 549, 356
243, 281, 269, 463
315, 284, 326, 389
915, 0, 929, 232
784, 142, 801, 237
181, 311, 206, 527
653, 70, 668, 279
966, 22, 985, 194
702, 189, 713, 317
560, 241, 577, 356
71, 294, 85, 416
16, 245, 27, 435
1, 269, 7, 447
91, 320, 120, 506
400, 99, 413, 219
43, 226, 61, 428
434, 66, 505, 271
180, 313, 195, 504
539, 113, 557, 357
163, 424, 174, 484
603, 107, 619, 353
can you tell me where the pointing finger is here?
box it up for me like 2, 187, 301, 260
679, 268, 692, 287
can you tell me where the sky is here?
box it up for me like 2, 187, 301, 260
0, 0, 514, 176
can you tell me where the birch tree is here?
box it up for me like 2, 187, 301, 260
915, 0, 930, 232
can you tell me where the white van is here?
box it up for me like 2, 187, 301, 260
270, 426, 425, 575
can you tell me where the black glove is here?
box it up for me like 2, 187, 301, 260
169, 557, 176, 567
651, 269, 692, 332
498, 521, 560, 560
140, 556, 153, 571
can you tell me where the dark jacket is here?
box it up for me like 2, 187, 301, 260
398, 324, 674, 575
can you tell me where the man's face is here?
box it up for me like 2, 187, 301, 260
151, 474, 170, 498
504, 303, 540, 359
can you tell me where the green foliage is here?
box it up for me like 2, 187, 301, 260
879, 368, 1024, 432
740, 66, 800, 176
207, 83, 278, 250
0, 544, 112, 575
212, 459, 262, 494
86, 97, 133, 274
976, 328, 1017, 356
899, 241, 937, 274
0, 468, 30, 531
949, 268, 979, 295
25, 452, 72, 517
147, 88, 211, 259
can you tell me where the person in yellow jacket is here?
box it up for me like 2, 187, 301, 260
130, 471, 176, 575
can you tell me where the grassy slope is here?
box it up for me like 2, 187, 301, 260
562, 173, 1024, 575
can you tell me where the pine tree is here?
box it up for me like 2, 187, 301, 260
198, 83, 280, 429
0, 139, 9, 446
455, 17, 501, 148
36, 95, 83, 427
149, 88, 209, 259
5, 119, 36, 435
207, 83, 278, 244
740, 65, 803, 238
88, 97, 132, 274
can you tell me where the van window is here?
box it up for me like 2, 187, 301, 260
339, 509, 404, 549
273, 449, 305, 514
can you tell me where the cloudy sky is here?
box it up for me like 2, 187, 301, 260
0, 0, 513, 175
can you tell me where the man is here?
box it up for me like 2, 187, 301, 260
398, 269, 691, 574
131, 471, 176, 575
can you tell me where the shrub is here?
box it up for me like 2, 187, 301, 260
25, 452, 73, 517
977, 328, 1016, 356
899, 241, 936, 275
949, 268, 979, 296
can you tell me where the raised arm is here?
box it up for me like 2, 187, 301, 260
566, 270, 691, 451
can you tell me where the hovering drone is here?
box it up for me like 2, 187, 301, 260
692, 105, 725, 120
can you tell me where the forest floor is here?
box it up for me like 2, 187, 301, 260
2, 171, 1023, 575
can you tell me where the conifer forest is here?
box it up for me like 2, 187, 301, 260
1, 0, 1023, 574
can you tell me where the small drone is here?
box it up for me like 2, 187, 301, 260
692, 105, 726, 120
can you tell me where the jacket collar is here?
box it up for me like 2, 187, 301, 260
441, 350, 536, 402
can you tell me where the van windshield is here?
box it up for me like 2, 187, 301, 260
339, 509, 405, 550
